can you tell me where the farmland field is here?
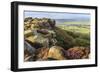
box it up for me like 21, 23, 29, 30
57, 24, 90, 34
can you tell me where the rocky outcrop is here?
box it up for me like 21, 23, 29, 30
24, 17, 57, 49
24, 18, 56, 30
24, 18, 57, 61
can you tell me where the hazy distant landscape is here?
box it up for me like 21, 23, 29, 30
55, 18, 90, 25
55, 19, 90, 33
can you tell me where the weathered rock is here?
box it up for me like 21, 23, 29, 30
37, 29, 49, 35
25, 37, 44, 49
25, 35, 36, 43
24, 30, 33, 37
24, 41, 37, 61
65, 47, 90, 59
24, 41, 36, 54
47, 46, 66, 60
24, 49, 31, 60
36, 47, 49, 60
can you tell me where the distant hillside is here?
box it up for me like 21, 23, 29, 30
55, 19, 90, 25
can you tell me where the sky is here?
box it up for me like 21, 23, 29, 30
24, 11, 90, 20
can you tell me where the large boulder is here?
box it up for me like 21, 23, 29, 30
24, 41, 37, 61
36, 47, 49, 61
47, 46, 66, 60
65, 47, 90, 59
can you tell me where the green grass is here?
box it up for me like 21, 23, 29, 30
53, 24, 90, 49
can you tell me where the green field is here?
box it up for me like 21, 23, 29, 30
63, 21, 90, 25
57, 25, 90, 34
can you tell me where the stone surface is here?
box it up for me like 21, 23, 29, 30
47, 46, 66, 60
65, 47, 90, 59
36, 47, 49, 60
